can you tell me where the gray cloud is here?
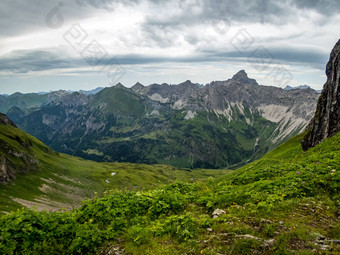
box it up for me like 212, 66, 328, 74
294, 0, 340, 14
139, 0, 340, 29
78, 0, 340, 19
0, 48, 202, 73
0, 43, 329, 75
0, 0, 338, 92
0, 49, 79, 73
1, 0, 336, 37
202, 46, 329, 70
0, 0, 95, 37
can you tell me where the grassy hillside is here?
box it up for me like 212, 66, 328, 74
0, 122, 231, 214
1, 130, 339, 254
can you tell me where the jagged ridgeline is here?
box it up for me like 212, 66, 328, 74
3, 71, 319, 169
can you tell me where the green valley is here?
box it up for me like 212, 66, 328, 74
1, 128, 339, 254
0, 116, 231, 214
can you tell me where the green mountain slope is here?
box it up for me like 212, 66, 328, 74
1, 130, 339, 254
0, 92, 49, 113
0, 115, 231, 214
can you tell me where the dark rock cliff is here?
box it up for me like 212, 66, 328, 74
0, 112, 17, 127
301, 39, 340, 150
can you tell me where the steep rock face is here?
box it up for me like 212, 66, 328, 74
302, 39, 340, 150
0, 156, 13, 183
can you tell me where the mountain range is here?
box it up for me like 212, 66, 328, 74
284, 84, 322, 93
2, 70, 320, 169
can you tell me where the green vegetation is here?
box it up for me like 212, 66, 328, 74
0, 122, 231, 214
1, 128, 339, 254
92, 87, 149, 117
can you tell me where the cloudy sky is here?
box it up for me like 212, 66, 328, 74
0, 0, 339, 94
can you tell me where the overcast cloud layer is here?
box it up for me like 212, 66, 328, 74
0, 0, 339, 94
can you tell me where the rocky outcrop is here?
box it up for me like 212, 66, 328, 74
115, 82, 125, 89
0, 113, 40, 183
0, 151, 39, 183
0, 112, 17, 127
131, 82, 145, 93
301, 39, 340, 150
0, 156, 13, 183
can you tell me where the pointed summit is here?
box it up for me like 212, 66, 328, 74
179, 80, 193, 86
115, 82, 125, 89
131, 82, 144, 92
231, 70, 258, 86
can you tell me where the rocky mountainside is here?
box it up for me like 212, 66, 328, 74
6, 71, 319, 169
302, 39, 340, 150
0, 113, 42, 183
134, 70, 319, 152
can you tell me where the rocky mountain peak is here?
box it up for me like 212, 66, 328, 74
0, 113, 17, 127
133, 82, 144, 88
231, 70, 258, 86
181, 80, 193, 85
301, 39, 340, 150
131, 82, 145, 93
177, 80, 202, 88
115, 82, 125, 89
